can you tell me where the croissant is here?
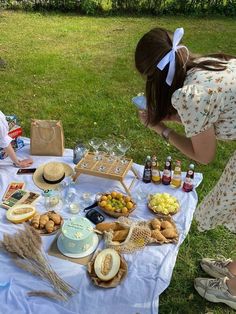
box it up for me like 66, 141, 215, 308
48, 213, 61, 225
150, 218, 161, 230
39, 214, 49, 229
161, 221, 173, 230
161, 228, 178, 239
151, 229, 166, 242
45, 220, 55, 233
31, 213, 40, 229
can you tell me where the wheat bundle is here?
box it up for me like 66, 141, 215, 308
0, 224, 77, 301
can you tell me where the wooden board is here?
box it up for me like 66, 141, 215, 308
73, 152, 139, 195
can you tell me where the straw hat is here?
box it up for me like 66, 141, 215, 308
33, 162, 73, 190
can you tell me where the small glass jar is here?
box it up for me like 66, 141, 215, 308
42, 189, 62, 211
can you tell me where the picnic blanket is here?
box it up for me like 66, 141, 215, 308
0, 138, 203, 314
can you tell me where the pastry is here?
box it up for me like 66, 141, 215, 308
150, 218, 161, 230
45, 220, 55, 233
96, 222, 122, 232
112, 229, 129, 242
48, 212, 61, 225
161, 228, 178, 239
151, 229, 166, 242
31, 213, 40, 228
161, 220, 173, 230
39, 214, 49, 229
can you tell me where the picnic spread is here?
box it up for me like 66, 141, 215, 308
0, 137, 203, 314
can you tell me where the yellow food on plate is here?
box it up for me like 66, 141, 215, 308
148, 193, 179, 215
98, 192, 135, 216
6, 204, 36, 224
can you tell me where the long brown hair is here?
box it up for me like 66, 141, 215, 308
135, 27, 235, 125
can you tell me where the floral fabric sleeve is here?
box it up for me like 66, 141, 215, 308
171, 84, 222, 138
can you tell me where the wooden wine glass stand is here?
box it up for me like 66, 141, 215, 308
73, 152, 139, 196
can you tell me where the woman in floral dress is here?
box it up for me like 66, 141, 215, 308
135, 27, 236, 309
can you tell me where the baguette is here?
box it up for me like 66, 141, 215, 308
112, 229, 129, 242
96, 222, 122, 232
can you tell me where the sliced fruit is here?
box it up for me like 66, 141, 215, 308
94, 249, 121, 281
6, 204, 36, 224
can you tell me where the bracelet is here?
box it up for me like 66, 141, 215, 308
13, 161, 21, 167
161, 128, 172, 141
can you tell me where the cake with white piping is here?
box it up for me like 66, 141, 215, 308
60, 217, 94, 254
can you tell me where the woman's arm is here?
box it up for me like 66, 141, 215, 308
168, 126, 216, 164
138, 111, 216, 165
4, 144, 33, 168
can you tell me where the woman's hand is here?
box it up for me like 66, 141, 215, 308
16, 159, 33, 168
138, 110, 167, 135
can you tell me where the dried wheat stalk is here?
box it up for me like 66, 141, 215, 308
0, 224, 77, 301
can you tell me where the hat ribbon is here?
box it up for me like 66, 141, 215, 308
42, 173, 65, 184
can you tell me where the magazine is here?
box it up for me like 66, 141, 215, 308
1, 189, 40, 209
2, 182, 25, 201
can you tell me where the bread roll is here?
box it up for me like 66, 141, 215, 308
96, 222, 122, 232
45, 220, 55, 233
39, 214, 49, 229
112, 229, 129, 242
48, 213, 61, 225
161, 228, 177, 239
151, 229, 166, 242
150, 218, 161, 230
161, 220, 173, 230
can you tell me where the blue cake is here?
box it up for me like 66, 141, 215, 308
60, 217, 94, 254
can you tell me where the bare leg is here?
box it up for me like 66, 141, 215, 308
227, 277, 236, 296
228, 261, 236, 276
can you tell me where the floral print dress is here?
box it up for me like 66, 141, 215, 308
171, 57, 236, 233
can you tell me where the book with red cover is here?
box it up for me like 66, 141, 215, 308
8, 126, 22, 139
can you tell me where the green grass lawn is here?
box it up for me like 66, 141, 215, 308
0, 11, 236, 313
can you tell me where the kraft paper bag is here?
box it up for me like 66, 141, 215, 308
30, 119, 64, 156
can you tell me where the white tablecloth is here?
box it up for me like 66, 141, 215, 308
0, 138, 203, 314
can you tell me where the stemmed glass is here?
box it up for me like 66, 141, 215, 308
117, 139, 131, 164
103, 138, 115, 162
111, 147, 124, 174
89, 137, 102, 161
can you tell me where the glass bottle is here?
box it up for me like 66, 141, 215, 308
171, 160, 182, 188
162, 156, 172, 185
183, 164, 195, 192
73, 142, 88, 165
151, 155, 161, 184
142, 155, 152, 183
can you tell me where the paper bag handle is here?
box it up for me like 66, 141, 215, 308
33, 122, 57, 143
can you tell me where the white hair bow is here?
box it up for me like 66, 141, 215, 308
156, 27, 189, 86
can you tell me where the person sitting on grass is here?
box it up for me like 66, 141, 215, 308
134, 27, 236, 310
0, 111, 32, 167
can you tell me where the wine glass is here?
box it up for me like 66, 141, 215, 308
103, 138, 115, 162
117, 139, 131, 164
89, 137, 102, 160
111, 147, 124, 174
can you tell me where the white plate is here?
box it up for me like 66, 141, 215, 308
57, 233, 99, 258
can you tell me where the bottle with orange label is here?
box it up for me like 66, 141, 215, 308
171, 160, 182, 188
162, 156, 172, 185
151, 155, 161, 184
183, 164, 195, 192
